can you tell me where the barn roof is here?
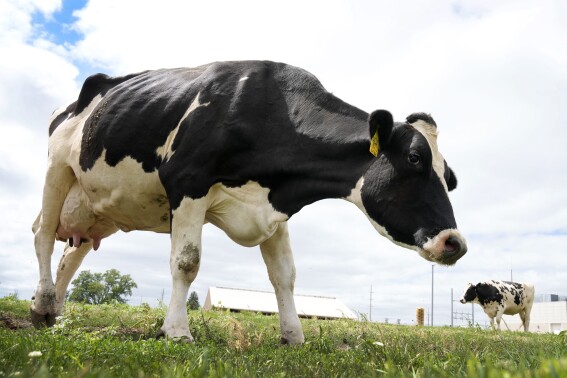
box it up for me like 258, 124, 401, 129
203, 286, 358, 320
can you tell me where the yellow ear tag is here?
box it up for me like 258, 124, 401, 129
369, 131, 380, 157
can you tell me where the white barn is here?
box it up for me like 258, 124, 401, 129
203, 286, 358, 320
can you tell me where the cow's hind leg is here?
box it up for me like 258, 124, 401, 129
494, 309, 504, 331
521, 305, 533, 332
518, 310, 529, 331
160, 197, 207, 341
31, 166, 75, 328
53, 241, 93, 315
260, 222, 304, 345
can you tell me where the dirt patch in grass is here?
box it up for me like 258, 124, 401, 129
0, 314, 33, 330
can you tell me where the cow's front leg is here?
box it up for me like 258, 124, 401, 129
260, 222, 304, 345
53, 241, 92, 315
160, 197, 207, 341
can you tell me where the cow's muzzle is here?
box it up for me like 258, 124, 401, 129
419, 229, 467, 265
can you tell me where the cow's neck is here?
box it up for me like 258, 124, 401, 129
263, 98, 374, 217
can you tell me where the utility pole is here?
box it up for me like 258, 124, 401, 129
369, 284, 373, 322
431, 265, 434, 326
451, 288, 453, 327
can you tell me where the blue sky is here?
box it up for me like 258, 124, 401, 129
31, 1, 86, 45
0, 0, 566, 327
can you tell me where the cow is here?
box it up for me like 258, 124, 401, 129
31, 60, 467, 344
460, 280, 535, 331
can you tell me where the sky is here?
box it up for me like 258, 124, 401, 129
1, 0, 566, 327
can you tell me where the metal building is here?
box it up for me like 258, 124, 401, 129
503, 295, 567, 334
203, 286, 358, 320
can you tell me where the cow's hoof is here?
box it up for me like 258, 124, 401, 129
155, 329, 166, 339
280, 335, 305, 346
30, 309, 57, 329
172, 336, 194, 344
155, 329, 194, 343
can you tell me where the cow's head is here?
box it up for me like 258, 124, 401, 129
359, 110, 467, 265
460, 283, 478, 303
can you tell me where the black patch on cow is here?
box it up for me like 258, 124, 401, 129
74, 72, 147, 116
463, 285, 477, 302
475, 283, 504, 306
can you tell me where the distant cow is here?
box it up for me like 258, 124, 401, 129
31, 60, 467, 344
460, 280, 534, 331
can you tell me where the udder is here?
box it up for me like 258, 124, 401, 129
56, 182, 117, 250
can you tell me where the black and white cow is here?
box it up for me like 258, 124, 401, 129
460, 280, 535, 331
31, 60, 467, 344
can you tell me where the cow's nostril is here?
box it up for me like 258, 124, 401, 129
444, 236, 461, 254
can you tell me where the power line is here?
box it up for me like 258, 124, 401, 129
431, 265, 434, 326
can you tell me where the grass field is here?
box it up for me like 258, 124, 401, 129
1, 295, 566, 377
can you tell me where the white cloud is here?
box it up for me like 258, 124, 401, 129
1, 0, 566, 328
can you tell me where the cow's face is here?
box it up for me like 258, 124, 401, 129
460, 283, 477, 303
360, 110, 467, 265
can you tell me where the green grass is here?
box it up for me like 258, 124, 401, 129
1, 296, 566, 377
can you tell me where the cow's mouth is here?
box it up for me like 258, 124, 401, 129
419, 229, 467, 265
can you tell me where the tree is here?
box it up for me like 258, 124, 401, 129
187, 291, 200, 310
68, 269, 137, 305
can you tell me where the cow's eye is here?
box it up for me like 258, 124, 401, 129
408, 152, 420, 165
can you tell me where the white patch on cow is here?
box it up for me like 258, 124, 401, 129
49, 95, 104, 159
239, 76, 249, 82
156, 92, 210, 161
205, 181, 288, 247
76, 150, 169, 233
410, 119, 448, 192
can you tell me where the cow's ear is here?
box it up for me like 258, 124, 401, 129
445, 164, 458, 191
368, 109, 393, 156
